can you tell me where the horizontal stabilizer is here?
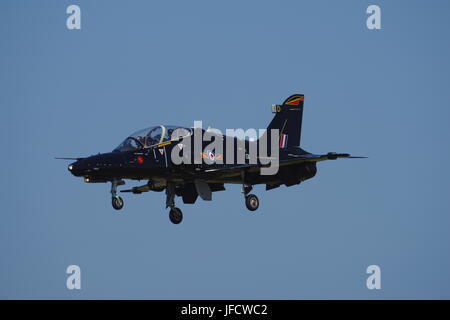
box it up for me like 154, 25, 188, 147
281, 152, 367, 164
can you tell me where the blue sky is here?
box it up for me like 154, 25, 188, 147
1, 0, 450, 299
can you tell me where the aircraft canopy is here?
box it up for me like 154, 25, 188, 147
114, 125, 192, 152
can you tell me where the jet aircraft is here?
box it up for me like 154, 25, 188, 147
58, 94, 364, 224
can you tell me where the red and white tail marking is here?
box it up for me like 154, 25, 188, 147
280, 134, 288, 148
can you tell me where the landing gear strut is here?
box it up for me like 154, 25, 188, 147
166, 182, 183, 224
111, 179, 125, 210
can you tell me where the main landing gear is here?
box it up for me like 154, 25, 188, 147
245, 194, 259, 211
242, 183, 259, 211
166, 182, 183, 224
111, 179, 125, 211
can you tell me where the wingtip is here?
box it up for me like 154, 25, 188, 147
54, 157, 83, 160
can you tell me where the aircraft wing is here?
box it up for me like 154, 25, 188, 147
203, 152, 366, 174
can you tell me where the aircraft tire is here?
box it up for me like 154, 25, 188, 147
245, 194, 259, 211
112, 196, 124, 210
169, 207, 183, 224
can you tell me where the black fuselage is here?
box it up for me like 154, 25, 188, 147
69, 134, 317, 189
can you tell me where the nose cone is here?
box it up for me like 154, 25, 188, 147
68, 160, 83, 176
67, 152, 122, 177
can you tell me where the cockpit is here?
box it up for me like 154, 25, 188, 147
114, 125, 192, 152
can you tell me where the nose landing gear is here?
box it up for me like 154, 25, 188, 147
112, 196, 124, 210
111, 179, 125, 211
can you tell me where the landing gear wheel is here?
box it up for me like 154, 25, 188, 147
245, 194, 259, 211
112, 196, 124, 210
169, 207, 183, 224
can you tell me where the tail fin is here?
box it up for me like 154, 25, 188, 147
266, 94, 304, 148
